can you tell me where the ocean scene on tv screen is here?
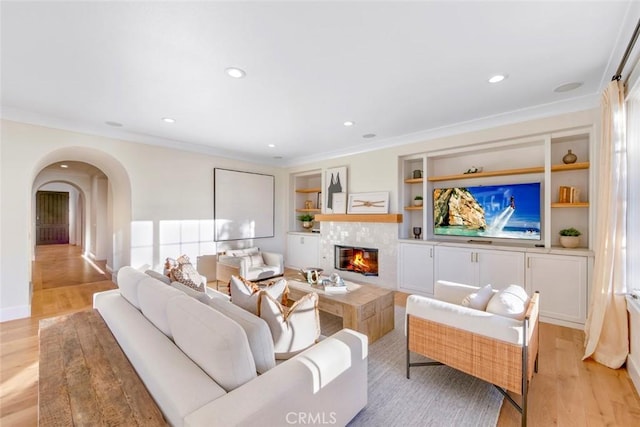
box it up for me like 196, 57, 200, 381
434, 182, 541, 240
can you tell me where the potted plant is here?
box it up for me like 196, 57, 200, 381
298, 214, 314, 230
559, 227, 581, 248
413, 195, 424, 207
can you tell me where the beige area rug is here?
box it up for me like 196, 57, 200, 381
320, 308, 504, 427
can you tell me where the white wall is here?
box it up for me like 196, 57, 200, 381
0, 120, 286, 321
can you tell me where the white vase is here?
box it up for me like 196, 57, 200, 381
413, 199, 423, 207
559, 236, 580, 248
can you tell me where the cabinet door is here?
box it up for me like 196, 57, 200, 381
398, 243, 434, 295
286, 234, 319, 269
477, 249, 525, 290
435, 246, 475, 285
526, 253, 587, 325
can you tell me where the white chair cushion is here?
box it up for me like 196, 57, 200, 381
170, 281, 212, 304
207, 298, 276, 374
167, 294, 257, 392
226, 247, 259, 257
259, 291, 320, 360
137, 277, 184, 338
461, 284, 494, 310
434, 280, 481, 305
117, 266, 150, 309
486, 284, 530, 320
230, 276, 288, 315
145, 269, 171, 285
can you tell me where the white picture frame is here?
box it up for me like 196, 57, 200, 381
347, 192, 390, 214
332, 192, 347, 214
324, 166, 347, 213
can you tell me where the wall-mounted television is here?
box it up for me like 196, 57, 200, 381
433, 182, 541, 241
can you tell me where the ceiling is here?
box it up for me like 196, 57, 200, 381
2, 1, 639, 167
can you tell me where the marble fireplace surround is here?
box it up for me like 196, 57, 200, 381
318, 221, 399, 290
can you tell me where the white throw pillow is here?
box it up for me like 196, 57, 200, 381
229, 275, 288, 315
249, 253, 265, 267
258, 291, 320, 360
486, 285, 530, 320
461, 284, 494, 310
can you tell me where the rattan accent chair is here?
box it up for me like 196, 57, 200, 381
406, 282, 540, 427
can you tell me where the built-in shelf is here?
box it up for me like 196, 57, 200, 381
295, 208, 321, 213
551, 202, 589, 208
295, 187, 322, 193
314, 214, 403, 223
427, 162, 590, 182
405, 206, 423, 211
404, 178, 424, 184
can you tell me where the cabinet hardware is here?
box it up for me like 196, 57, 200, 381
429, 248, 433, 258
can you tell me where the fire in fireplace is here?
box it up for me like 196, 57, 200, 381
334, 245, 379, 276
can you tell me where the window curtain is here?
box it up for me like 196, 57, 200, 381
583, 80, 628, 369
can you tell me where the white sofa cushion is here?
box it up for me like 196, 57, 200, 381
167, 294, 257, 392
207, 298, 276, 374
434, 280, 483, 305
138, 277, 184, 338
171, 281, 212, 303
406, 294, 525, 345
117, 266, 150, 309
94, 290, 226, 427
226, 247, 260, 257
230, 275, 287, 315
461, 284, 494, 310
145, 269, 171, 285
259, 291, 320, 360
486, 284, 530, 320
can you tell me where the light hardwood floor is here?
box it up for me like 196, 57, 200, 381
1, 245, 639, 426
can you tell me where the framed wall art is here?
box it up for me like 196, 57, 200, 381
347, 192, 389, 214
324, 166, 347, 213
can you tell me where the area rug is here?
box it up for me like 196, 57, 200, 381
320, 307, 504, 427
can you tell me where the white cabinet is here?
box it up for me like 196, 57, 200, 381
525, 253, 587, 326
286, 233, 320, 269
435, 246, 525, 290
398, 243, 435, 295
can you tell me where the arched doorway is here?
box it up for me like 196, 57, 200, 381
30, 147, 132, 280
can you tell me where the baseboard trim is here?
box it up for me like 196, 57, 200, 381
0, 304, 31, 322
539, 316, 584, 330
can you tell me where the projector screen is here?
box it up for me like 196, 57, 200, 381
214, 168, 275, 241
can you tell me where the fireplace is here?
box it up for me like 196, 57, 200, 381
334, 245, 379, 276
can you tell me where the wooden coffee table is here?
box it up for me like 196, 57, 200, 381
286, 279, 394, 343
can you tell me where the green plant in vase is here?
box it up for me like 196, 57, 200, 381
559, 227, 581, 248
298, 214, 314, 230
413, 195, 423, 207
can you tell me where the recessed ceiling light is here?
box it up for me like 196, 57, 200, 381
343, 121, 355, 127
488, 74, 507, 83
553, 82, 583, 93
161, 117, 176, 124
268, 144, 276, 148
60, 164, 69, 168
105, 121, 123, 127
362, 133, 376, 139
225, 67, 246, 79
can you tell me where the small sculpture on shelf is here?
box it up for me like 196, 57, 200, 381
562, 149, 577, 164
413, 226, 422, 239
463, 166, 483, 174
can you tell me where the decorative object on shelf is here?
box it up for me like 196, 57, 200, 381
463, 166, 483, 174
413, 226, 422, 239
332, 192, 347, 214
324, 166, 347, 213
562, 149, 578, 164
412, 195, 423, 207
347, 191, 390, 214
304, 200, 314, 209
559, 227, 581, 248
412, 169, 423, 179
300, 267, 323, 284
558, 186, 580, 203
298, 214, 314, 230
317, 192, 322, 210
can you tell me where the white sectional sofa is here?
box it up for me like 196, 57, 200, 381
93, 267, 368, 427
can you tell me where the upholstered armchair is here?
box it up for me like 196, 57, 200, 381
406, 280, 539, 427
216, 247, 284, 283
